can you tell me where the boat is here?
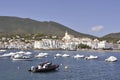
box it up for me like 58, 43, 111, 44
105, 56, 117, 62
28, 62, 59, 72
55, 53, 62, 57
0, 52, 17, 57
62, 54, 70, 57
85, 55, 98, 60
11, 54, 32, 61
16, 51, 32, 55
73, 54, 84, 59
35, 53, 48, 58
0, 49, 6, 52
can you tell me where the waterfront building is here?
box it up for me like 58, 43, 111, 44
34, 39, 62, 49
92, 39, 99, 49
80, 38, 92, 46
97, 41, 113, 49
0, 32, 119, 50
62, 31, 79, 50
0, 41, 5, 49
34, 31, 79, 50
34, 41, 42, 49
61, 41, 78, 50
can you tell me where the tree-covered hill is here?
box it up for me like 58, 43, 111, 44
101, 32, 120, 43
0, 16, 96, 39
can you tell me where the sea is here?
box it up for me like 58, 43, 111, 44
0, 50, 120, 80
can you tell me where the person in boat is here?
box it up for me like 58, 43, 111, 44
38, 65, 42, 69
42, 62, 52, 68
39, 61, 52, 67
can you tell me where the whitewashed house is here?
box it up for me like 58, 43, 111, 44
34, 39, 62, 49
97, 41, 113, 49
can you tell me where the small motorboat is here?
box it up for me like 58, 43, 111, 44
73, 54, 84, 59
28, 62, 59, 72
105, 56, 117, 62
16, 51, 32, 55
0, 52, 17, 57
85, 55, 98, 60
62, 54, 70, 57
0, 49, 6, 52
35, 53, 48, 58
11, 54, 32, 61
55, 53, 62, 57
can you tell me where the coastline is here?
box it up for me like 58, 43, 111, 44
1, 48, 120, 53
77, 49, 120, 53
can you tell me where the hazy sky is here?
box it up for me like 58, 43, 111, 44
0, 0, 120, 37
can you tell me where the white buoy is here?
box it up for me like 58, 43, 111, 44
64, 65, 69, 70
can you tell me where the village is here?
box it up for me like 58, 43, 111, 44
0, 31, 120, 51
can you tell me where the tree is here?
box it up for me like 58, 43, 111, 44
78, 44, 91, 49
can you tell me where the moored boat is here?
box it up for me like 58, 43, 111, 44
55, 53, 62, 57
11, 54, 32, 61
0, 52, 17, 57
62, 54, 70, 57
85, 55, 98, 60
35, 52, 48, 58
73, 54, 84, 59
105, 56, 117, 62
0, 49, 6, 52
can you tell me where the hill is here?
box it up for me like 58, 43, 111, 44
102, 32, 120, 43
0, 16, 96, 39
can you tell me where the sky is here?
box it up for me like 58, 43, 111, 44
0, 0, 120, 37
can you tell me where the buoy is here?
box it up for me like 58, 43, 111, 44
64, 66, 69, 70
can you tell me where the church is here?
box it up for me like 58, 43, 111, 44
62, 31, 74, 42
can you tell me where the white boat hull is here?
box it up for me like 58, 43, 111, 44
12, 58, 32, 61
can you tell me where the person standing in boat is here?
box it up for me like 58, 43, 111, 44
43, 62, 52, 68
39, 61, 52, 67
38, 65, 42, 69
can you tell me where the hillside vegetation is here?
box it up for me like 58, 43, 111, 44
102, 32, 120, 43
0, 16, 96, 39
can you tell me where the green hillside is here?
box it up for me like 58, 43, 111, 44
101, 32, 120, 43
0, 16, 96, 39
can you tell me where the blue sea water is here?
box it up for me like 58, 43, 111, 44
0, 50, 120, 80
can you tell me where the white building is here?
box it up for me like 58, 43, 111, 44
97, 41, 113, 49
34, 41, 43, 49
62, 31, 74, 42
34, 31, 117, 50
34, 39, 62, 49
80, 38, 92, 46
61, 31, 80, 50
